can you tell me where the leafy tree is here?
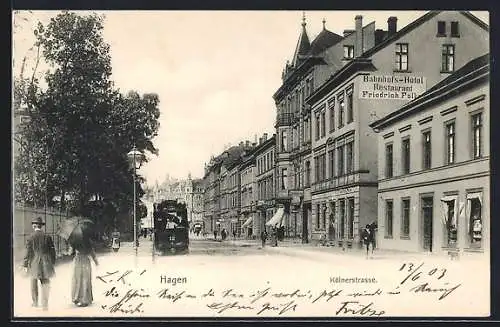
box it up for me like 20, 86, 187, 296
14, 11, 160, 231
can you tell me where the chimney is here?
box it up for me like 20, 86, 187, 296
245, 140, 250, 147
263, 133, 268, 141
388, 16, 397, 36
259, 137, 263, 145
343, 29, 355, 37
375, 29, 385, 45
355, 15, 363, 57
239, 141, 244, 147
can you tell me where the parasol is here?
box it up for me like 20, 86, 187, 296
58, 216, 94, 246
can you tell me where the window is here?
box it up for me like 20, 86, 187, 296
385, 200, 394, 238
281, 168, 288, 190
344, 45, 354, 59
315, 114, 320, 140
395, 43, 409, 71
338, 97, 345, 128
305, 161, 311, 187
321, 111, 326, 137
385, 143, 393, 178
346, 93, 353, 123
437, 21, 446, 36
422, 131, 432, 170
472, 113, 483, 159
337, 145, 344, 176
314, 156, 319, 183
442, 45, 455, 72
328, 99, 335, 132
402, 138, 411, 174
401, 198, 410, 238
348, 198, 355, 239
451, 21, 459, 37
328, 150, 335, 179
446, 122, 455, 164
346, 142, 353, 174
281, 130, 288, 152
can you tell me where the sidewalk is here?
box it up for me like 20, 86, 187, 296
232, 238, 489, 263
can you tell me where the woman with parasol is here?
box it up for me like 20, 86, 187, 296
59, 217, 99, 307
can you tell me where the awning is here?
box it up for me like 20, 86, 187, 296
266, 208, 285, 227
242, 216, 253, 228
440, 196, 458, 227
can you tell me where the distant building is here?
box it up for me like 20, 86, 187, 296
370, 54, 489, 253
240, 148, 257, 238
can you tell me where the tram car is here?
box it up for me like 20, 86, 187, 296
153, 199, 189, 254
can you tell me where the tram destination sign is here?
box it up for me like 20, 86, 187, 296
358, 74, 426, 100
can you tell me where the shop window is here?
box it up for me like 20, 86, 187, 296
339, 199, 345, 239
440, 197, 458, 247
467, 193, 483, 248
348, 198, 355, 239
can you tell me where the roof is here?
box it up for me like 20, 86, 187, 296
292, 22, 311, 66
361, 11, 488, 59
309, 28, 343, 56
370, 53, 489, 130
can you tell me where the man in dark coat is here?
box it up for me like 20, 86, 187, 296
23, 217, 56, 310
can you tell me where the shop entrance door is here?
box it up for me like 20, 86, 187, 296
302, 204, 309, 243
422, 197, 434, 252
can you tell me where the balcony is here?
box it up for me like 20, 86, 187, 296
276, 113, 294, 127
311, 170, 371, 193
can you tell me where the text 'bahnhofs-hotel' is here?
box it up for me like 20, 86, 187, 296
200, 11, 489, 255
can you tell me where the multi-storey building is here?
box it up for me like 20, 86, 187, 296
370, 54, 489, 254
254, 134, 277, 234
240, 151, 257, 238
272, 15, 382, 243
304, 11, 488, 247
202, 142, 255, 234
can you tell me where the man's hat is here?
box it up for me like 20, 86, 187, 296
32, 217, 46, 225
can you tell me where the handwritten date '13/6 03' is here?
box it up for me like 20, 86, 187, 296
398, 262, 461, 300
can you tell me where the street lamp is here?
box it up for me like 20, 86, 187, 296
127, 145, 146, 257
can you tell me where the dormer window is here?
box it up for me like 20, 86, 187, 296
344, 45, 354, 59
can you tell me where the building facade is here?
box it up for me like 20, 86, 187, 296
304, 11, 489, 247
254, 134, 277, 234
370, 54, 489, 254
240, 154, 257, 238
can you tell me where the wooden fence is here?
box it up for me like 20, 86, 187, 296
13, 206, 71, 264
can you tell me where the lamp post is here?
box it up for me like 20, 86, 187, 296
127, 145, 145, 257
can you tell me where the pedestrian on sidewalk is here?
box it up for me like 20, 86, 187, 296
69, 236, 99, 307
362, 224, 375, 258
23, 217, 56, 311
213, 230, 218, 241
260, 230, 267, 248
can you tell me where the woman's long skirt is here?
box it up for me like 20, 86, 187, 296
71, 254, 93, 305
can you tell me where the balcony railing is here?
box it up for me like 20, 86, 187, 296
311, 170, 370, 193
276, 113, 294, 126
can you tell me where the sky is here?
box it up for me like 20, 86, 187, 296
12, 10, 489, 186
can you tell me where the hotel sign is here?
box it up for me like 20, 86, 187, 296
359, 74, 426, 101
